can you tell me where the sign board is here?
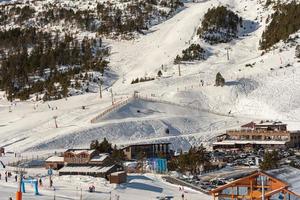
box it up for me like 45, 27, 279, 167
47, 169, 53, 176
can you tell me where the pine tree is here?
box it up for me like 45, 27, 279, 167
111, 145, 126, 162
174, 55, 181, 64
296, 45, 300, 58
215, 72, 225, 87
90, 140, 99, 149
157, 70, 163, 77
98, 137, 113, 153
260, 151, 279, 170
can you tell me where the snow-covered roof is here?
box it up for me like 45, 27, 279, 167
110, 171, 126, 176
213, 140, 287, 145
59, 165, 115, 173
65, 149, 96, 155
46, 156, 64, 162
268, 166, 300, 194
90, 153, 109, 162
124, 161, 138, 167
120, 142, 171, 149
241, 121, 256, 128
256, 120, 286, 126
99, 166, 115, 173
241, 121, 287, 128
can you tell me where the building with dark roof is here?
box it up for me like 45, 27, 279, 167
122, 142, 171, 160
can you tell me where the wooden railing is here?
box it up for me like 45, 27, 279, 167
90, 97, 134, 123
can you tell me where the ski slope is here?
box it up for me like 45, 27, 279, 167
0, 0, 300, 153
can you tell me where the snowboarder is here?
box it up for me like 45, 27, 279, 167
8, 197, 12, 200
0, 173, 1, 180
39, 178, 42, 186
15, 175, 17, 182
181, 193, 184, 200
5, 175, 7, 182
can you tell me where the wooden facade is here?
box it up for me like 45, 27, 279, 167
63, 149, 98, 164
224, 129, 300, 148
241, 121, 287, 131
109, 171, 127, 184
45, 156, 64, 170
214, 121, 300, 151
210, 171, 300, 200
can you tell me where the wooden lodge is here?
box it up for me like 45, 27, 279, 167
63, 149, 98, 164
213, 121, 300, 151
210, 170, 300, 200
46, 149, 114, 173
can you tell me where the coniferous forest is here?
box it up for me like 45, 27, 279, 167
0, 0, 184, 101
260, 1, 300, 50
197, 6, 243, 44
0, 28, 108, 101
0, 0, 299, 101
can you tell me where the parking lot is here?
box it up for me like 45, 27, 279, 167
170, 149, 299, 192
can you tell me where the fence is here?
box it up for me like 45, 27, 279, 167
90, 96, 134, 123
7, 155, 50, 168
91, 91, 235, 124
135, 94, 232, 118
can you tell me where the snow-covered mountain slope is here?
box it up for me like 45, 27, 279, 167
26, 98, 243, 152
1, 0, 300, 153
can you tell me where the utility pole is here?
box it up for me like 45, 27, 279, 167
178, 64, 181, 76
53, 116, 58, 128
225, 47, 231, 60
99, 79, 103, 99
80, 188, 82, 200
53, 187, 56, 200
110, 88, 114, 105
16, 166, 25, 200
50, 174, 52, 187
262, 175, 265, 200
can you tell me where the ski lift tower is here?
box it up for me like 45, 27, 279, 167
133, 91, 139, 98
16, 162, 26, 200
98, 78, 103, 99
109, 88, 114, 105
225, 47, 232, 61
53, 116, 58, 128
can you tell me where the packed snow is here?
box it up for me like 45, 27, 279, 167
1, 0, 300, 199
0, 0, 300, 155
0, 165, 210, 200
